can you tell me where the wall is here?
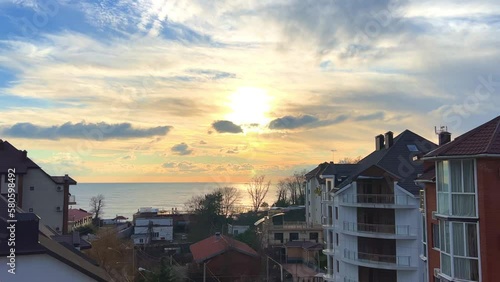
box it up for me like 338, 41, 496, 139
206, 250, 260, 282
306, 177, 323, 225
0, 254, 99, 281
424, 180, 440, 282
22, 168, 64, 232
135, 217, 173, 226
476, 158, 500, 282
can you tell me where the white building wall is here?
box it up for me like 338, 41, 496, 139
0, 254, 101, 281
22, 169, 65, 232
306, 177, 323, 225
135, 218, 173, 226
134, 226, 173, 241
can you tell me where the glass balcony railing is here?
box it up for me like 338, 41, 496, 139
343, 249, 411, 267
341, 194, 413, 205
343, 221, 414, 236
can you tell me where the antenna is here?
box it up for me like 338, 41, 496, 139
435, 126, 448, 135
330, 149, 337, 162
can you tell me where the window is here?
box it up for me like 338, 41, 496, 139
309, 232, 318, 242
289, 233, 299, 241
335, 233, 339, 246
139, 239, 144, 243
437, 160, 476, 217
439, 221, 479, 281
336, 260, 340, 272
274, 233, 284, 243
30, 186, 35, 191
432, 224, 440, 249
153, 232, 159, 238
234, 230, 239, 235
29, 208, 33, 212
335, 207, 339, 220
407, 144, 419, 152
327, 180, 332, 192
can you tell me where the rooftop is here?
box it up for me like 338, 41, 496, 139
69, 208, 93, 222
425, 115, 500, 158
190, 234, 258, 263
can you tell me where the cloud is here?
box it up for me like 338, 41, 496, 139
268, 114, 349, 130
211, 120, 243, 133
162, 161, 207, 172
1, 122, 171, 140
199, 140, 207, 144
354, 111, 385, 121
171, 142, 193, 155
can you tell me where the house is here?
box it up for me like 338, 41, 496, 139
68, 208, 93, 231
0, 140, 77, 234
322, 130, 437, 282
190, 233, 260, 281
305, 162, 356, 226
132, 207, 173, 245
418, 116, 500, 282
0, 195, 109, 281
227, 223, 250, 236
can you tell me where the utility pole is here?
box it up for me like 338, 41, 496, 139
331, 149, 337, 162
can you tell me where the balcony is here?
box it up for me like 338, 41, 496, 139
323, 274, 335, 281
339, 194, 417, 208
68, 195, 76, 205
342, 249, 417, 270
270, 221, 322, 230
342, 222, 417, 239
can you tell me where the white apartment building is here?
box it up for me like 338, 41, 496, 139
322, 131, 437, 282
132, 207, 174, 245
0, 140, 77, 234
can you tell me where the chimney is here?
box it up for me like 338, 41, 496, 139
72, 231, 81, 251
439, 131, 451, 146
64, 174, 69, 182
385, 131, 394, 149
22, 150, 27, 159
375, 134, 385, 150
215, 232, 221, 240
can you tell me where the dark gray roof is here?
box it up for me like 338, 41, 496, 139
306, 162, 357, 187
338, 130, 437, 195
0, 140, 39, 173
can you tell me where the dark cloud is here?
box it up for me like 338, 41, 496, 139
212, 120, 243, 133
269, 114, 348, 130
171, 142, 193, 155
1, 122, 171, 140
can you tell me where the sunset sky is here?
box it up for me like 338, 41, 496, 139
0, 0, 499, 183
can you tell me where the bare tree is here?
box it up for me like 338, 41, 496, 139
216, 186, 241, 218
247, 175, 271, 212
338, 156, 363, 164
184, 195, 204, 212
89, 194, 105, 225
275, 180, 288, 204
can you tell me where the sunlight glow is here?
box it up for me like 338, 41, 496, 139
226, 87, 272, 126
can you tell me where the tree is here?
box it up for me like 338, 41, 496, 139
216, 186, 241, 218
247, 175, 270, 212
137, 258, 177, 282
275, 180, 289, 207
89, 194, 105, 226
338, 156, 362, 164
185, 190, 225, 241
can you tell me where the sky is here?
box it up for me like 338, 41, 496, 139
0, 0, 499, 183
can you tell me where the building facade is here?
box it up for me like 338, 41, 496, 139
420, 116, 500, 282
132, 207, 174, 245
0, 140, 77, 234
323, 130, 436, 282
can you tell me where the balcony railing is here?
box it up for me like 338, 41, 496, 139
343, 222, 413, 236
341, 194, 412, 205
271, 221, 322, 230
68, 195, 76, 205
344, 249, 411, 267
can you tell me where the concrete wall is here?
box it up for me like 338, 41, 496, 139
22, 169, 64, 232
0, 254, 100, 281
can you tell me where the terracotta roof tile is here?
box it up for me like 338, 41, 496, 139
68, 209, 92, 222
189, 234, 258, 263
425, 116, 500, 157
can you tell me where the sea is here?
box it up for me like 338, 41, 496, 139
70, 182, 277, 220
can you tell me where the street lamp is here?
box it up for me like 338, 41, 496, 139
266, 255, 283, 282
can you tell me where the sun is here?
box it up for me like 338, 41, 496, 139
226, 87, 272, 126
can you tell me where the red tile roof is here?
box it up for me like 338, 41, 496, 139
425, 116, 500, 158
68, 209, 92, 222
190, 234, 258, 263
